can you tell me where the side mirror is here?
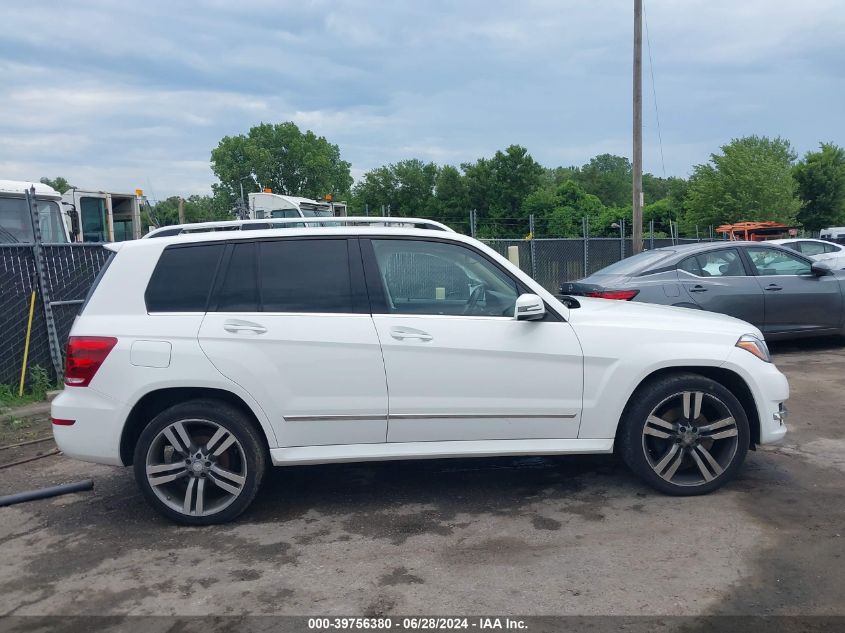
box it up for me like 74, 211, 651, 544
811, 261, 833, 276
514, 293, 545, 321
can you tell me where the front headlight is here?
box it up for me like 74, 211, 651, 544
736, 334, 771, 363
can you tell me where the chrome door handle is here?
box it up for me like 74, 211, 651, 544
389, 327, 433, 342
223, 319, 267, 334
688, 285, 708, 293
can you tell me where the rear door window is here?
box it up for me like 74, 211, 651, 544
797, 241, 826, 256
258, 239, 353, 313
678, 249, 745, 277
145, 244, 225, 312
216, 242, 259, 312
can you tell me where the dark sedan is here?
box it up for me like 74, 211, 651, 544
561, 241, 845, 340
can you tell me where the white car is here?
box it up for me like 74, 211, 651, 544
52, 218, 789, 524
770, 238, 845, 270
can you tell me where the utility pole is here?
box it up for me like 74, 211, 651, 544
632, 0, 644, 254
177, 197, 185, 224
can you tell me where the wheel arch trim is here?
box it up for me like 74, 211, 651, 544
119, 385, 277, 466
615, 365, 761, 447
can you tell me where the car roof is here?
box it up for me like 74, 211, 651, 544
108, 224, 470, 253
769, 238, 833, 245
653, 240, 790, 254
143, 216, 453, 239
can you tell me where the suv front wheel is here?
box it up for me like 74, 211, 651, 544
619, 373, 750, 495
133, 399, 266, 525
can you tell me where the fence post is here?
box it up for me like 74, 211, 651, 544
528, 214, 537, 280
649, 219, 655, 250
582, 216, 589, 277
470, 209, 477, 238
619, 218, 625, 260
26, 188, 64, 380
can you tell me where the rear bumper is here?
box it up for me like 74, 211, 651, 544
51, 387, 126, 466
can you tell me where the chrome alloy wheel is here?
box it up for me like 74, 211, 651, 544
145, 419, 247, 517
641, 391, 739, 487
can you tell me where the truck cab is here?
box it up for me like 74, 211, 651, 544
62, 189, 142, 242
247, 192, 347, 220
0, 180, 69, 243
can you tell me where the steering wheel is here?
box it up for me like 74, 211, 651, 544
463, 284, 485, 315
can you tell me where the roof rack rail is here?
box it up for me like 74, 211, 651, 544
144, 216, 454, 238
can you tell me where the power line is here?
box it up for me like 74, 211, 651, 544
643, 0, 667, 178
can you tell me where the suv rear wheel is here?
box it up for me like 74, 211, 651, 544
619, 373, 750, 495
133, 399, 266, 525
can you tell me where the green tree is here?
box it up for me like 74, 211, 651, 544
573, 154, 632, 207
148, 195, 232, 227
210, 122, 353, 206
642, 173, 672, 204
462, 145, 543, 235
351, 159, 439, 217
683, 136, 800, 231
392, 159, 439, 217
793, 143, 845, 231
522, 180, 606, 237
433, 165, 470, 231
39, 176, 74, 193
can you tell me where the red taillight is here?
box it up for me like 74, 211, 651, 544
586, 289, 640, 301
64, 336, 117, 387
51, 418, 76, 426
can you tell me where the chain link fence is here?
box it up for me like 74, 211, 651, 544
0, 243, 109, 387
483, 234, 711, 293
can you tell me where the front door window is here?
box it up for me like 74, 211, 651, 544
370, 239, 519, 317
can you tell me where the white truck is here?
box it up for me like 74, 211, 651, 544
247, 192, 347, 220
0, 179, 70, 243
820, 227, 845, 245
62, 188, 142, 242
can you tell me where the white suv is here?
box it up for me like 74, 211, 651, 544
52, 218, 789, 524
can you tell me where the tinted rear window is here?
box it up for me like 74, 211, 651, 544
145, 244, 224, 312
259, 239, 352, 312
593, 250, 673, 276
216, 242, 259, 312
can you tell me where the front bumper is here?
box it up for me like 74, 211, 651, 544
722, 347, 789, 445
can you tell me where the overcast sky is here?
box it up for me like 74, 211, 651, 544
1, 0, 843, 201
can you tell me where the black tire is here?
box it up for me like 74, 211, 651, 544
618, 373, 750, 496
133, 399, 267, 525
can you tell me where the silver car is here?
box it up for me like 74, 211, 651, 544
562, 241, 845, 340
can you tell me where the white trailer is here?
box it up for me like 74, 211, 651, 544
247, 192, 347, 220
61, 188, 142, 242
0, 179, 70, 243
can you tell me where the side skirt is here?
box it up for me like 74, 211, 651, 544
269, 438, 615, 466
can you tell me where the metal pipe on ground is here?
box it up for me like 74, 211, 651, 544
0, 480, 93, 507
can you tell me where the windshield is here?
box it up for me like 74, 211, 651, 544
591, 250, 673, 276
301, 208, 333, 218
0, 197, 68, 243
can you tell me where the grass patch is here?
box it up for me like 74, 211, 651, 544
0, 366, 57, 410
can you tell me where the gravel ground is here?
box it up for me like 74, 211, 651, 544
0, 339, 843, 620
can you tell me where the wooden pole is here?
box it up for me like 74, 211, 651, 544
632, 0, 643, 254
177, 197, 186, 224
